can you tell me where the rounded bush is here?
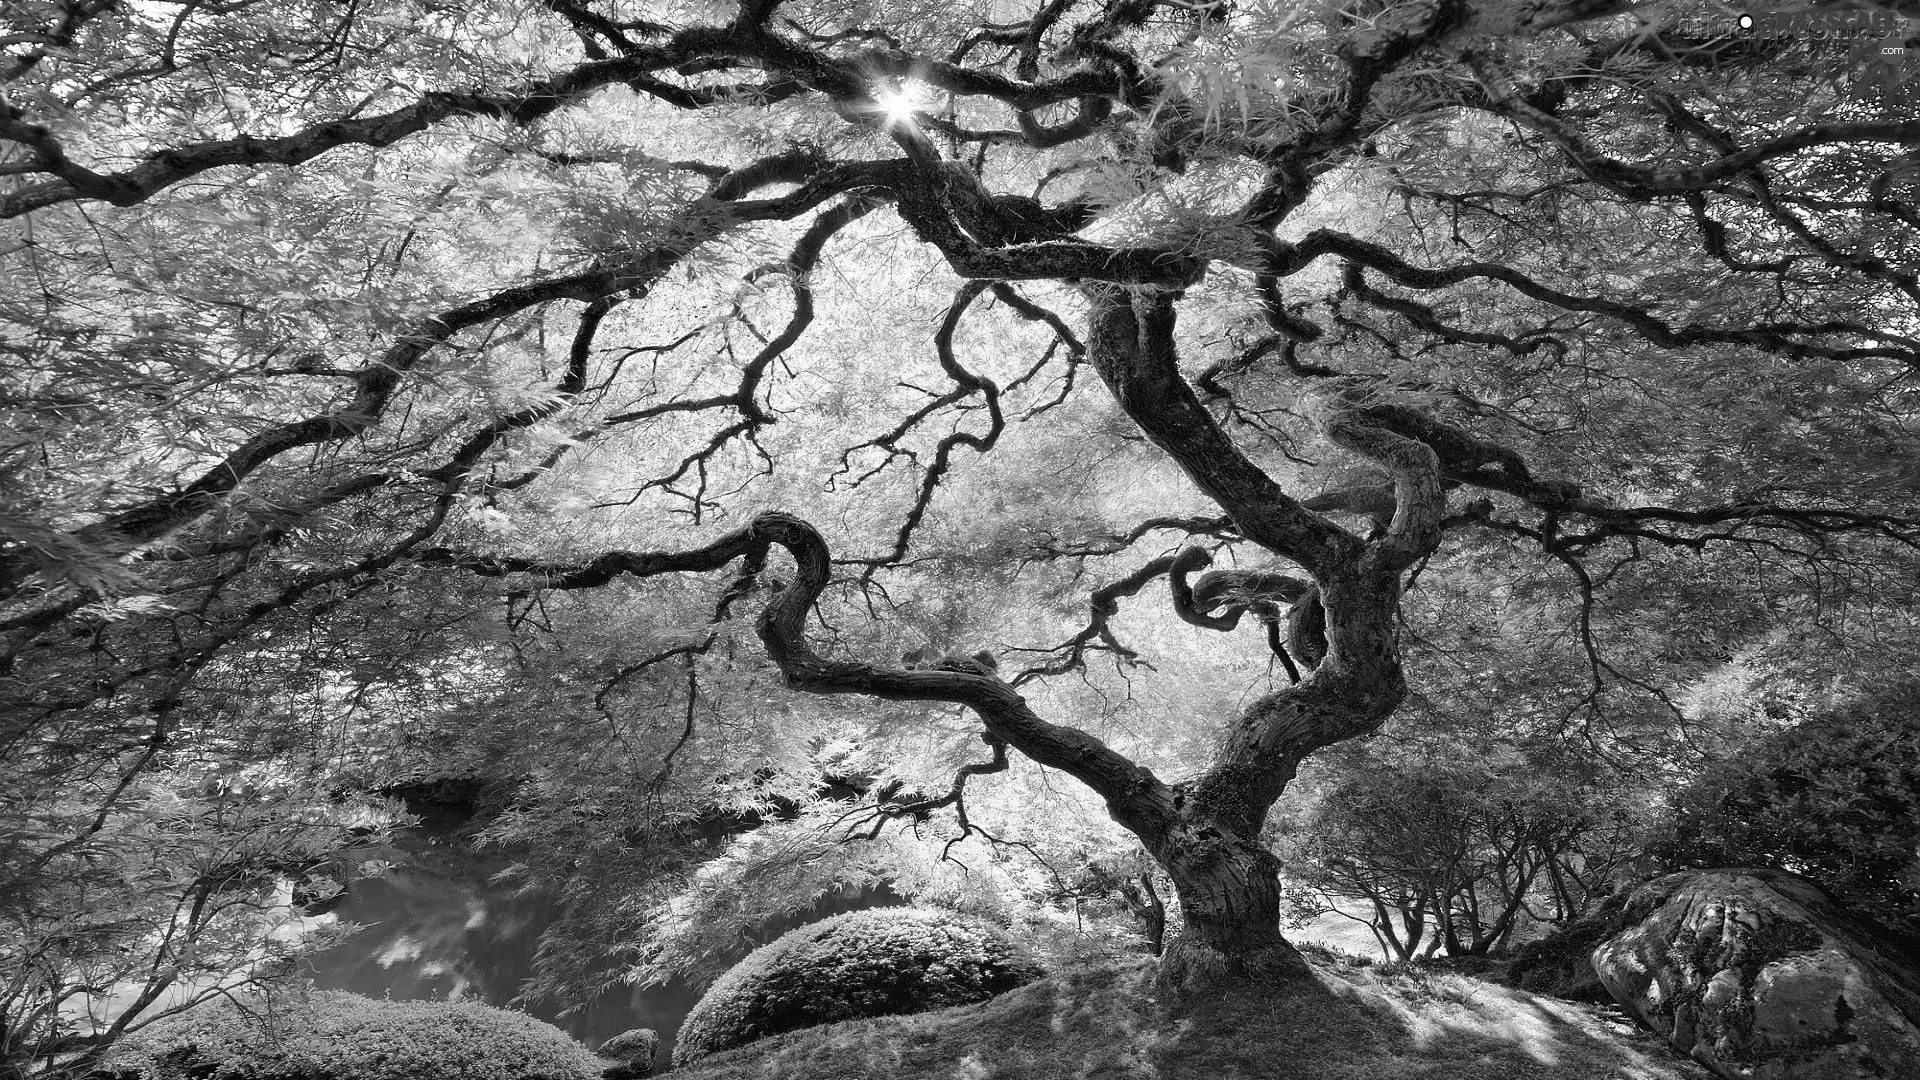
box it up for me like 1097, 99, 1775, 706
99, 990, 603, 1080
671, 907, 1043, 1066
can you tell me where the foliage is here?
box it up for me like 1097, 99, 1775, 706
95, 989, 604, 1080
0, 777, 399, 1080
1055, 848, 1174, 957
633, 780, 1128, 982
1652, 681, 1920, 936
508, 725, 1145, 1009
620, 813, 951, 995
671, 907, 1043, 1066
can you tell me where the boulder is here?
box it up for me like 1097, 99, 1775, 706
671, 907, 1043, 1066
598, 1027, 658, 1078
1592, 868, 1920, 1080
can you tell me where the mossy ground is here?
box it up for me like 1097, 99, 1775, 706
668, 951, 1712, 1080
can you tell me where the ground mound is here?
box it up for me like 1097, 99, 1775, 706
673, 907, 1043, 1066
667, 951, 1714, 1080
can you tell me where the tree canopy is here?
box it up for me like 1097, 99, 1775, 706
5, 0, 1920, 1072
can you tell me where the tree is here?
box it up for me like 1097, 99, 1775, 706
1280, 745, 1637, 961
0, 776, 394, 1080
6, 0, 1920, 1031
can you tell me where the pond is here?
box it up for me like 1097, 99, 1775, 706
300, 799, 898, 1060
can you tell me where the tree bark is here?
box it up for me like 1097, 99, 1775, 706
1154, 826, 1317, 994
1115, 872, 1168, 956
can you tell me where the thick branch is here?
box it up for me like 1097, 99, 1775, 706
1081, 285, 1358, 577
421, 512, 1181, 846
1169, 547, 1308, 631
1324, 395, 1447, 574
0, 54, 688, 217
1276, 230, 1920, 371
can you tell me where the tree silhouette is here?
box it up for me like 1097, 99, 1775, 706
5, 0, 1920, 1048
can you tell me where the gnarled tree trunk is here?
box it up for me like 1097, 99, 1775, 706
1152, 822, 1310, 992
457, 285, 1455, 1001
1076, 285, 1444, 995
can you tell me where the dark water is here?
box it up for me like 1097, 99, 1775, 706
303, 817, 700, 1054
301, 805, 898, 1061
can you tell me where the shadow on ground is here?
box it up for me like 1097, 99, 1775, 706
669, 953, 1710, 1080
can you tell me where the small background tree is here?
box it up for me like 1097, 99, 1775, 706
1279, 743, 1638, 961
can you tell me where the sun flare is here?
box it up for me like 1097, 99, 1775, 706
875, 79, 928, 125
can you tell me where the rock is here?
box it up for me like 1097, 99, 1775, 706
671, 907, 1043, 1066
598, 1028, 657, 1062
598, 1028, 657, 1078
1592, 868, 1920, 1080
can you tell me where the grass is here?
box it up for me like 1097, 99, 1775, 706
665, 951, 1711, 1080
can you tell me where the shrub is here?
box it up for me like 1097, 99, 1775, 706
97, 990, 603, 1080
1652, 682, 1920, 936
671, 907, 1043, 1066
